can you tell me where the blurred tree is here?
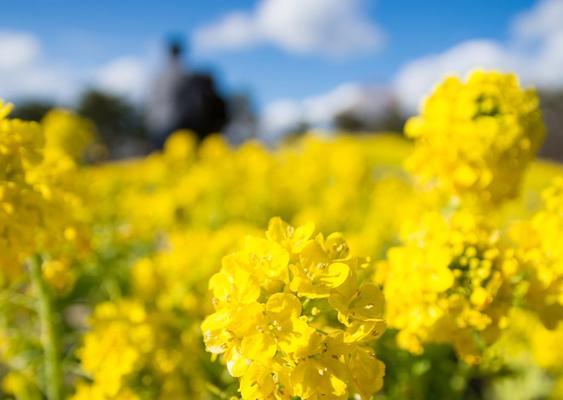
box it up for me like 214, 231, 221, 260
11, 100, 55, 122
539, 90, 563, 161
292, 120, 311, 135
77, 90, 150, 158
333, 111, 365, 132
282, 120, 312, 144
77, 90, 147, 141
334, 105, 405, 133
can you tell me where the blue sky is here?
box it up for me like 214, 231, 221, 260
1, 0, 562, 133
0, 1, 535, 101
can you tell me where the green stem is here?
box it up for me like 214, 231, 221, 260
28, 254, 63, 400
205, 383, 230, 399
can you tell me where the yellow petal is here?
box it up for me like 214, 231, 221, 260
318, 262, 350, 289
348, 283, 385, 321
266, 293, 302, 321
240, 332, 277, 362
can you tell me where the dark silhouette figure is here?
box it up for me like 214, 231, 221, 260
174, 71, 227, 140
146, 40, 228, 148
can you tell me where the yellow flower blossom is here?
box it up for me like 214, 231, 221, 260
202, 218, 385, 399
405, 70, 545, 206
380, 210, 517, 363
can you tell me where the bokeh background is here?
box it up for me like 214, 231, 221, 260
2, 2, 563, 400
1, 0, 562, 158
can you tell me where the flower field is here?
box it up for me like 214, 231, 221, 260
1, 71, 563, 399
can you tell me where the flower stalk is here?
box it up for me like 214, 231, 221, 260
28, 254, 63, 400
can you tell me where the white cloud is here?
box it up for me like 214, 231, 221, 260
261, 100, 304, 137
0, 31, 40, 70
0, 29, 152, 105
0, 31, 80, 102
393, 0, 563, 113
4, 65, 80, 101
304, 84, 364, 126
194, 12, 259, 51
511, 0, 563, 41
394, 40, 520, 112
94, 56, 149, 101
260, 83, 395, 137
193, 0, 384, 57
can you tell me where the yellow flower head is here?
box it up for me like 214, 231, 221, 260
0, 99, 44, 181
75, 300, 154, 398
202, 217, 386, 400
41, 258, 76, 293
41, 108, 95, 163
511, 178, 563, 328
163, 130, 197, 164
405, 70, 545, 206
380, 210, 516, 363
0, 100, 46, 278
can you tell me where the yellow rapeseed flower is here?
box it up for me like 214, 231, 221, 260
202, 217, 385, 399
405, 70, 545, 207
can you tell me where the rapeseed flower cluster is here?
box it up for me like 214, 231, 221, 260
0, 102, 94, 400
69, 134, 407, 399
202, 218, 385, 399
73, 300, 153, 400
511, 178, 563, 328
0, 100, 44, 278
42, 108, 96, 163
379, 210, 516, 363
378, 71, 554, 366
72, 224, 257, 399
1, 70, 562, 400
0, 102, 91, 293
405, 71, 545, 207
